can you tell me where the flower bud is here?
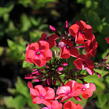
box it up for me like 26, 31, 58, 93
62, 62, 68, 66
57, 66, 64, 71
49, 25, 56, 31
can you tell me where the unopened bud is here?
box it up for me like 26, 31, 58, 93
49, 25, 56, 31
57, 66, 64, 71
62, 62, 68, 66
65, 20, 69, 28
32, 79, 40, 82
58, 41, 65, 47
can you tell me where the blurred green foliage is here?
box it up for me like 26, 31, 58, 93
4, 78, 39, 109
0, 0, 109, 109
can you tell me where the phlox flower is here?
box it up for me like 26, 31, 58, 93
84, 35, 98, 57
25, 40, 52, 67
105, 37, 109, 44
42, 100, 62, 109
56, 80, 83, 102
40, 33, 58, 48
64, 101, 83, 109
59, 39, 79, 59
81, 83, 96, 99
28, 83, 55, 107
69, 20, 93, 44
73, 55, 94, 75
25, 20, 98, 109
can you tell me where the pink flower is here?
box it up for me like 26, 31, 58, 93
25, 41, 52, 67
64, 101, 83, 109
73, 55, 94, 75
29, 84, 55, 106
56, 80, 83, 102
40, 33, 58, 48
81, 83, 96, 99
84, 35, 98, 57
105, 37, 109, 44
42, 100, 62, 109
59, 39, 79, 59
69, 20, 93, 44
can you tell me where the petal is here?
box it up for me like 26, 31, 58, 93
51, 100, 62, 109
33, 97, 51, 106
39, 41, 50, 50
27, 82, 33, 88
64, 101, 76, 109
69, 24, 79, 37
84, 29, 93, 40
35, 85, 47, 97
34, 59, 47, 67
28, 42, 39, 51
76, 104, 83, 109
25, 50, 36, 63
57, 86, 70, 95
40, 33, 47, 40
30, 88, 39, 96
89, 83, 96, 91
105, 37, 109, 44
70, 47, 79, 58
84, 67, 94, 75
79, 20, 92, 30
65, 80, 76, 88
45, 87, 55, 99
73, 59, 82, 70
42, 107, 48, 109
75, 32, 85, 44
43, 50, 52, 61
60, 47, 71, 59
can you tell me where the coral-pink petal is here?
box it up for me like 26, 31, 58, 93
27, 81, 33, 88
30, 88, 39, 96
35, 85, 46, 96
44, 50, 52, 61
51, 100, 62, 109
29, 42, 39, 51
35, 59, 47, 67
69, 24, 79, 37
45, 87, 55, 99
60, 47, 71, 59
39, 41, 50, 50
57, 86, 70, 95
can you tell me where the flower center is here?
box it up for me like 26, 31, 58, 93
36, 51, 40, 55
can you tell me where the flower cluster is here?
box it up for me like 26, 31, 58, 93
28, 80, 96, 109
25, 20, 98, 109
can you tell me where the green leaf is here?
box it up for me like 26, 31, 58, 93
15, 78, 29, 98
84, 75, 105, 90
102, 49, 109, 58
0, 47, 4, 56
7, 39, 15, 48
19, 0, 32, 7
85, 0, 92, 8
96, 94, 108, 108
94, 69, 108, 77
8, 88, 17, 94
4, 96, 26, 109
22, 61, 33, 68
4, 97, 15, 108
0, 4, 14, 16
7, 39, 25, 61
20, 14, 31, 32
